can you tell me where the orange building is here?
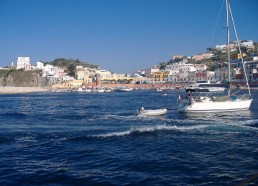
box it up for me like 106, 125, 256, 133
153, 71, 169, 83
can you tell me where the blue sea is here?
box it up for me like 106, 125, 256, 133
0, 90, 257, 185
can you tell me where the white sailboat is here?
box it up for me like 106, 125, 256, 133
178, 0, 253, 112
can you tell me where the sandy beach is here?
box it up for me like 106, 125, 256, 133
0, 86, 50, 94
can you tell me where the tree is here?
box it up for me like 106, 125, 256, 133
67, 64, 76, 77
239, 46, 248, 54
206, 47, 215, 52
44, 58, 99, 69
159, 62, 167, 70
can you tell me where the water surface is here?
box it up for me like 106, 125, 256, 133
0, 90, 257, 185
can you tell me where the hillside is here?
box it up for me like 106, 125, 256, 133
43, 58, 99, 69
161, 41, 258, 70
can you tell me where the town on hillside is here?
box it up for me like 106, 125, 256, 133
0, 40, 258, 90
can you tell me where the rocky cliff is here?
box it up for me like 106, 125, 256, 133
0, 69, 49, 87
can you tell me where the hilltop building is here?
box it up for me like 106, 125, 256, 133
36, 62, 44, 69
192, 53, 214, 61
215, 40, 254, 51
16, 57, 31, 70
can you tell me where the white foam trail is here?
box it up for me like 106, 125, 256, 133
93, 124, 208, 138
95, 130, 131, 138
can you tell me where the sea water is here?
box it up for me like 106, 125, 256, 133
0, 90, 257, 185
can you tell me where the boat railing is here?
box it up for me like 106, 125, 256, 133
237, 94, 252, 100
194, 96, 213, 102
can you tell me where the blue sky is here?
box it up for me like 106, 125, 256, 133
0, 0, 257, 73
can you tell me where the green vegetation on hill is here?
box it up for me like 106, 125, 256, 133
44, 58, 99, 69
43, 58, 99, 77
0, 69, 9, 78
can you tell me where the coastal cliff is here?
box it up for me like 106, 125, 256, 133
0, 69, 49, 87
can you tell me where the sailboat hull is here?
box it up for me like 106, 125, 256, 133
178, 99, 252, 112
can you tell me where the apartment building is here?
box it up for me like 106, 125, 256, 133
153, 71, 169, 83
16, 57, 31, 70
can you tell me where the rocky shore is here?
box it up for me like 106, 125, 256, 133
0, 86, 50, 94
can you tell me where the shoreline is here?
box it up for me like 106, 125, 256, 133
0, 86, 50, 94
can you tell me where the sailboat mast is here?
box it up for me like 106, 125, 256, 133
227, 1, 252, 97
226, 0, 230, 85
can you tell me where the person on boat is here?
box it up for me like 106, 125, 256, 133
230, 92, 237, 100
186, 92, 191, 100
137, 106, 144, 115
186, 92, 193, 105
140, 106, 144, 113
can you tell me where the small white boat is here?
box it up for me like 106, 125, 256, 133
138, 108, 167, 116
120, 88, 133, 92
115, 87, 133, 92
84, 88, 92, 92
105, 88, 113, 92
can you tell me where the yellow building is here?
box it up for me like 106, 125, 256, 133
153, 71, 169, 83
237, 53, 247, 59
52, 79, 84, 89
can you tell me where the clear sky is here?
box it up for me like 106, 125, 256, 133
0, 0, 257, 73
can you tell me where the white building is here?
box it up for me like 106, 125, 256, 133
237, 40, 254, 48
180, 64, 196, 82
181, 64, 196, 72
143, 67, 160, 80
215, 43, 236, 51
36, 62, 44, 69
16, 57, 31, 70
195, 64, 207, 72
96, 69, 113, 79
145, 67, 160, 75
166, 62, 198, 83
41, 64, 65, 80
166, 73, 179, 83
165, 62, 183, 82
215, 44, 227, 50
166, 62, 185, 72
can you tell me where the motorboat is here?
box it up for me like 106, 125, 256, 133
185, 80, 227, 92
115, 87, 133, 92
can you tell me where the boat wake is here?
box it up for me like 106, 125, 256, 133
93, 113, 258, 126
91, 120, 258, 138
96, 114, 172, 123
92, 124, 208, 138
